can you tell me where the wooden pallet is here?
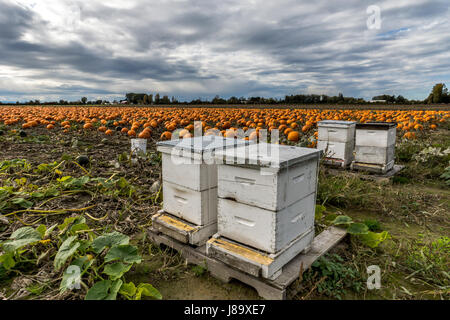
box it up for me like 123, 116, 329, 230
326, 164, 404, 184
147, 226, 347, 300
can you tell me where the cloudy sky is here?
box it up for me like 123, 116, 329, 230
1, 0, 449, 102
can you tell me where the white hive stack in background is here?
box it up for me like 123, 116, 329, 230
152, 136, 249, 245
207, 143, 321, 279
317, 120, 356, 168
351, 122, 397, 174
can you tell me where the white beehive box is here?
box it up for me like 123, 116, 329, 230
217, 193, 316, 253
157, 136, 249, 226
215, 143, 321, 211
161, 153, 217, 191
217, 157, 317, 211
317, 140, 354, 165
354, 145, 395, 165
214, 143, 321, 253
355, 122, 396, 148
317, 120, 356, 166
162, 181, 218, 226
318, 120, 356, 143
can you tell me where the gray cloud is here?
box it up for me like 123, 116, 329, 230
0, 0, 449, 102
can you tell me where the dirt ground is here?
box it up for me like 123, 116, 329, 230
0, 122, 449, 300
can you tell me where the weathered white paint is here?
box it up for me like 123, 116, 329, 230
354, 145, 395, 164
158, 136, 250, 230
317, 140, 354, 165
214, 143, 321, 170
161, 153, 217, 191
217, 193, 316, 253
318, 120, 356, 143
355, 127, 396, 147
162, 181, 218, 226
217, 158, 317, 211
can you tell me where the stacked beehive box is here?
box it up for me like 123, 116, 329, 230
207, 143, 321, 279
351, 122, 397, 174
153, 136, 249, 245
317, 120, 356, 168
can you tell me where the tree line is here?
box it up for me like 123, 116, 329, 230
2, 83, 448, 105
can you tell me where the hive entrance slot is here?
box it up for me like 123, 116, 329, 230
235, 216, 256, 227
234, 176, 256, 186
174, 195, 188, 204
292, 173, 305, 184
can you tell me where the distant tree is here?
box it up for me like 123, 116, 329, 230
212, 95, 226, 104
126, 93, 135, 103
396, 95, 407, 104
161, 95, 170, 104
154, 93, 160, 104
427, 83, 447, 103
143, 94, 148, 105
227, 96, 239, 104
148, 94, 153, 104
81, 97, 87, 104
125, 93, 148, 104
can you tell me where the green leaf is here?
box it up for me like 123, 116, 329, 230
315, 205, 326, 221
36, 225, 47, 238
104, 245, 141, 264
77, 239, 93, 252
85, 279, 123, 300
58, 216, 87, 236
44, 188, 60, 197
2, 227, 42, 252
136, 283, 162, 300
359, 231, 390, 248
14, 177, 27, 186
31, 192, 45, 199
331, 215, 353, 226
85, 280, 111, 300
107, 279, 123, 300
70, 223, 89, 234
11, 226, 42, 240
91, 231, 129, 254
347, 223, 369, 235
103, 262, 132, 280
58, 217, 77, 231
54, 235, 80, 271
0, 253, 15, 270
57, 176, 72, 182
119, 282, 137, 299
11, 197, 33, 208
116, 177, 129, 189
44, 223, 58, 238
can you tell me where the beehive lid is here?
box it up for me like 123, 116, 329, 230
318, 120, 356, 128
356, 122, 397, 130
157, 136, 249, 156
214, 142, 321, 169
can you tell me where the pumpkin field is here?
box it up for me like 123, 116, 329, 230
0, 105, 449, 300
